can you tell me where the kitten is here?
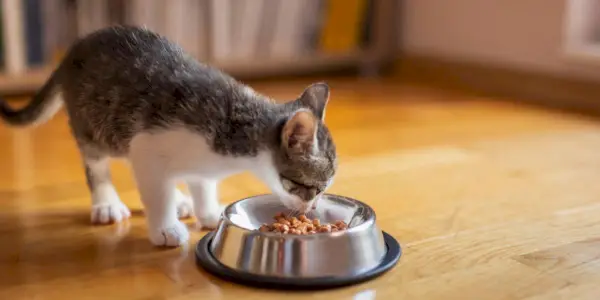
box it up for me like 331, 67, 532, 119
0, 26, 337, 247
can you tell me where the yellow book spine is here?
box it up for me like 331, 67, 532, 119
319, 0, 368, 53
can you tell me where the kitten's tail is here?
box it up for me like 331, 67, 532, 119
0, 71, 62, 127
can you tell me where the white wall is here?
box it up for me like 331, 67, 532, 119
399, 0, 600, 81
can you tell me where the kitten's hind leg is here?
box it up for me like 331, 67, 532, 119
84, 155, 131, 224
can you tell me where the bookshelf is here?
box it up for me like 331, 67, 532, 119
0, 0, 397, 95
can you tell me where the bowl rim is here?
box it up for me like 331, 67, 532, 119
219, 193, 377, 238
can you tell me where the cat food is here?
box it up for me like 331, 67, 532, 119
258, 212, 348, 235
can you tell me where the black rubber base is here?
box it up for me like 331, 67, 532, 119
195, 231, 402, 290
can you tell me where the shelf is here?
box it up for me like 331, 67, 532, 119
0, 0, 397, 96
0, 51, 369, 96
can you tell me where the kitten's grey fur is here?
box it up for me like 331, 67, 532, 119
0, 26, 337, 240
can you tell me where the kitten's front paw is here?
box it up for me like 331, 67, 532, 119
148, 221, 189, 247
196, 205, 226, 229
91, 201, 131, 224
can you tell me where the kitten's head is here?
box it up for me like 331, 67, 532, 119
270, 83, 337, 212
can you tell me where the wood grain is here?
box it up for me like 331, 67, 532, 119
1, 78, 599, 299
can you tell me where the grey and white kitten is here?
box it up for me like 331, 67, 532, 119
0, 26, 337, 247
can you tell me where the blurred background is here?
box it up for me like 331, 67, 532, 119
0, 0, 598, 116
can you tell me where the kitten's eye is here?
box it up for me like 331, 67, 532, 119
280, 175, 317, 196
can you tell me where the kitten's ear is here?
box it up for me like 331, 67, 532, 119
281, 109, 318, 155
297, 82, 330, 121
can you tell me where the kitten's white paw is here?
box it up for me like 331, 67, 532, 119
197, 205, 226, 229
91, 201, 131, 224
174, 191, 194, 219
148, 221, 189, 247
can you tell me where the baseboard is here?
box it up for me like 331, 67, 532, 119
393, 54, 600, 118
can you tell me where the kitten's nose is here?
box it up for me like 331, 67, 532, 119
299, 201, 314, 213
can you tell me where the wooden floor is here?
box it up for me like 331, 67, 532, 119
1, 77, 600, 299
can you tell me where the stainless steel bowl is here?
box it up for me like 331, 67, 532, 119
195, 194, 401, 289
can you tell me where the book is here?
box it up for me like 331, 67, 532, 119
164, 0, 186, 45
255, 0, 279, 59
23, 0, 43, 66
232, 0, 264, 60
179, 0, 207, 61
269, 0, 304, 59
229, 0, 244, 58
126, 0, 161, 32
107, 0, 126, 25
360, 0, 374, 48
209, 0, 232, 62
190, 0, 209, 61
2, 0, 27, 73
318, 0, 369, 53
76, 0, 109, 37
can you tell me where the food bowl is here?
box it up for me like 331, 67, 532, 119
195, 194, 401, 290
